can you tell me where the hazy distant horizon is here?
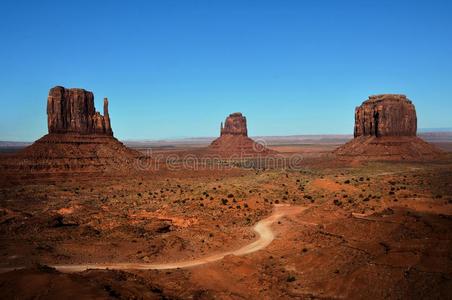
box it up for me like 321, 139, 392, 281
2, 128, 452, 144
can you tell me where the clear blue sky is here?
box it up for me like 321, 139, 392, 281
1, 0, 451, 141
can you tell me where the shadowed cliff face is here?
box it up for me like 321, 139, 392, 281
47, 86, 113, 136
354, 94, 417, 138
220, 113, 248, 136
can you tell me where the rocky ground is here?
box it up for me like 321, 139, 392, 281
0, 150, 451, 299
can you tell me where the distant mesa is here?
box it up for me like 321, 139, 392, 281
1, 86, 138, 172
208, 112, 276, 156
335, 94, 443, 161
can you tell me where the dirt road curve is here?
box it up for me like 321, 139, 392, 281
0, 205, 307, 273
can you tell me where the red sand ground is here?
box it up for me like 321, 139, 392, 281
0, 142, 451, 299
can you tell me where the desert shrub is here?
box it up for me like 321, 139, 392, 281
333, 199, 342, 206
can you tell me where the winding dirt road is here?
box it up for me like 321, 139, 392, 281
1, 205, 306, 273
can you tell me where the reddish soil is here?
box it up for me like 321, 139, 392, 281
334, 136, 444, 161
207, 134, 277, 157
0, 146, 451, 299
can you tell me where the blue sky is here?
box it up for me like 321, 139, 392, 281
0, 0, 451, 141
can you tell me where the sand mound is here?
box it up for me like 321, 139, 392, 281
208, 135, 275, 156
334, 136, 443, 161
1, 133, 139, 172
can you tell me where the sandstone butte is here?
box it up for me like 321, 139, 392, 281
334, 94, 443, 161
0, 86, 139, 172
47, 86, 113, 136
207, 112, 276, 157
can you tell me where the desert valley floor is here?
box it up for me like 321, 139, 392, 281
0, 142, 452, 299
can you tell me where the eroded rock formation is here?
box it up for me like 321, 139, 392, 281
221, 113, 248, 136
1, 86, 138, 172
335, 94, 442, 161
208, 112, 275, 156
354, 94, 416, 137
47, 86, 113, 135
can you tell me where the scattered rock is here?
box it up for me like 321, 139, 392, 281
48, 215, 79, 228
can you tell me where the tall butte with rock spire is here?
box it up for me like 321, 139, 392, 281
1, 86, 138, 172
335, 94, 442, 160
47, 87, 113, 135
207, 112, 275, 156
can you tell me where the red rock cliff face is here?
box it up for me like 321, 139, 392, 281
354, 94, 417, 137
47, 86, 113, 135
220, 112, 248, 136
